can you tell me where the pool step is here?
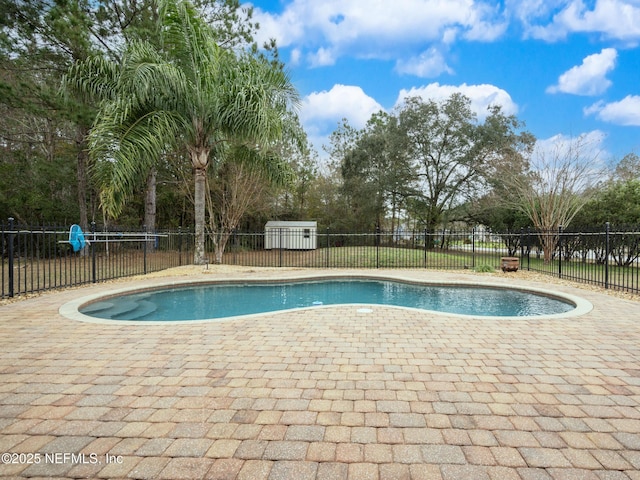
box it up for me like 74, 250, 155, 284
82, 297, 156, 320
82, 300, 138, 318
124, 300, 158, 320
81, 303, 113, 315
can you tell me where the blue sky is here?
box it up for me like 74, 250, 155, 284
242, 0, 640, 163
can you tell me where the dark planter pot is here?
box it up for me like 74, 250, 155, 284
501, 257, 519, 272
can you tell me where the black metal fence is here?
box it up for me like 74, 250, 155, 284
224, 229, 502, 269
1, 219, 194, 299
223, 225, 640, 294
522, 224, 640, 293
3, 220, 640, 299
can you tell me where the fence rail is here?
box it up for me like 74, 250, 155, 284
1, 220, 194, 299
3, 220, 640, 299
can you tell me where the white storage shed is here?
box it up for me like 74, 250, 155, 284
265, 221, 317, 250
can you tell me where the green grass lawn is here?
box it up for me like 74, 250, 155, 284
228, 245, 501, 269
225, 244, 639, 292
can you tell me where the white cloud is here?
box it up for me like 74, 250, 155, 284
248, 4, 305, 47
522, 0, 640, 43
248, 0, 508, 65
289, 48, 302, 66
301, 84, 383, 128
547, 48, 617, 96
464, 2, 509, 41
308, 47, 337, 67
300, 83, 518, 155
584, 95, 640, 125
534, 130, 606, 159
506, 0, 566, 26
395, 47, 455, 78
395, 83, 519, 119
299, 84, 384, 151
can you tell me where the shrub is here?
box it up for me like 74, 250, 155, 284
473, 264, 495, 273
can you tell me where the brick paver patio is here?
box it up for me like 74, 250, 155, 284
1, 268, 640, 479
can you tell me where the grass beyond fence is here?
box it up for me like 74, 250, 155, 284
224, 246, 488, 269
3, 223, 640, 298
223, 227, 640, 294
224, 244, 639, 292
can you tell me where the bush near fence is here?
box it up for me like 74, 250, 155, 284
2, 220, 639, 298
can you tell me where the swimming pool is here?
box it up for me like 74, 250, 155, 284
69, 277, 587, 323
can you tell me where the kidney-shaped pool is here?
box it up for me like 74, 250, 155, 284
62, 277, 592, 323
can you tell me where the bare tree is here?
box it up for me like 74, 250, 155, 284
206, 161, 276, 264
512, 134, 605, 262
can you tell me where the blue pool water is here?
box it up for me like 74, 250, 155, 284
79, 279, 575, 321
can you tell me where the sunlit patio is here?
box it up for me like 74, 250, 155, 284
1, 268, 640, 479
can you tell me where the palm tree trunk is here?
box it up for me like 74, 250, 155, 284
145, 167, 157, 230
75, 124, 90, 231
194, 166, 207, 265
145, 167, 157, 250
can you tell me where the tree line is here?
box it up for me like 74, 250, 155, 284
1, 0, 639, 264
1, 0, 304, 264
317, 99, 639, 261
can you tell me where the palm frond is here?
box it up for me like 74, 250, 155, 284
90, 101, 185, 217
66, 0, 302, 235
62, 55, 121, 103
204, 53, 300, 150
159, 0, 219, 84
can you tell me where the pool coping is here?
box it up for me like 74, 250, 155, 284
59, 272, 593, 325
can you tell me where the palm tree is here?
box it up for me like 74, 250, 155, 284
66, 0, 299, 264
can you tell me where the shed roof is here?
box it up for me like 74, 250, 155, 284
265, 221, 317, 228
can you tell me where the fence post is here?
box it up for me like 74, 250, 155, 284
232, 229, 237, 265
178, 226, 182, 266
526, 227, 531, 271
375, 225, 380, 269
278, 228, 283, 268
143, 225, 148, 275
423, 228, 427, 268
325, 228, 330, 268
605, 222, 610, 289
7, 217, 15, 298
91, 222, 97, 283
558, 225, 563, 279
472, 226, 476, 269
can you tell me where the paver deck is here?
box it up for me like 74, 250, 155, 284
1, 268, 640, 479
